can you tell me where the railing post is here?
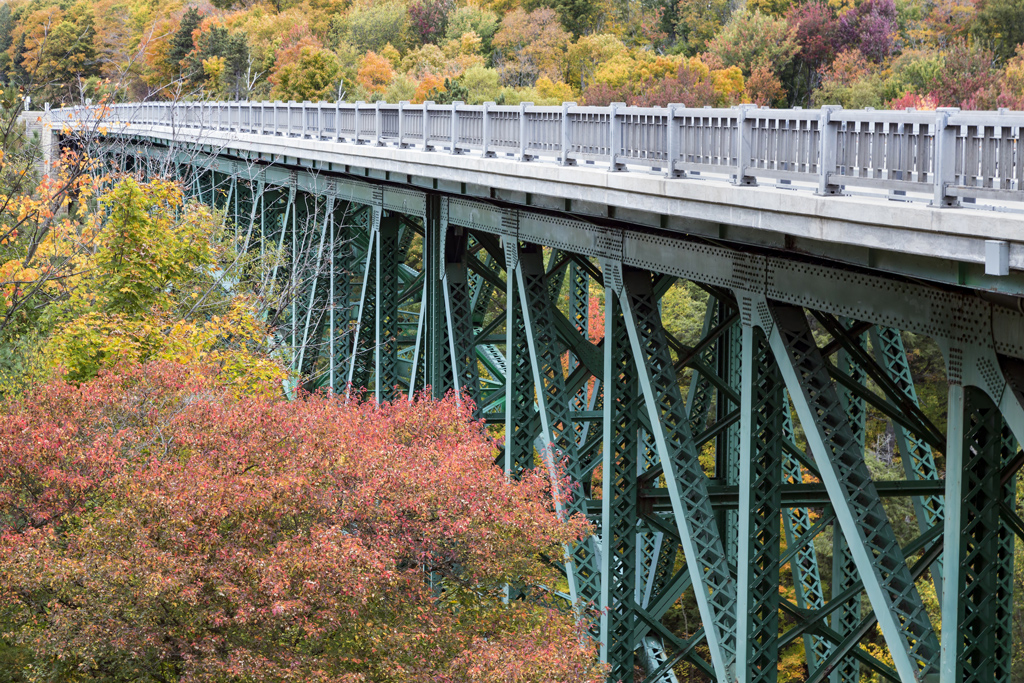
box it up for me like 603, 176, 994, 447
932, 107, 960, 207
734, 104, 756, 186
398, 100, 408, 148
817, 105, 842, 195
519, 101, 533, 162
335, 100, 342, 142
375, 100, 383, 146
609, 101, 625, 172
665, 103, 683, 178
354, 101, 363, 144
423, 101, 434, 151
560, 101, 576, 166
451, 101, 463, 154
482, 101, 495, 158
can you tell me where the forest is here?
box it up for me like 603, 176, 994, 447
1, 0, 1023, 680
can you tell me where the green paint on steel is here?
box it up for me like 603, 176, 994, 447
736, 323, 783, 683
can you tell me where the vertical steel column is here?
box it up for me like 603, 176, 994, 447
769, 302, 940, 683
443, 228, 482, 413
347, 206, 380, 395
568, 261, 594, 447
222, 176, 235, 232
239, 179, 264, 255
599, 265, 641, 679
265, 186, 295, 300
832, 327, 867, 683
375, 213, 402, 402
995, 426, 1016, 683
424, 196, 452, 399
737, 323, 784, 683
940, 383, 1016, 683
619, 267, 737, 682
687, 298, 718, 434
503, 237, 539, 478
294, 196, 333, 383
718, 308, 742, 564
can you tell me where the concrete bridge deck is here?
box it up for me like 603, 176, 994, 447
46, 100, 1024, 295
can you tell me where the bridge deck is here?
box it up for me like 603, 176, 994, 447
48, 99, 1024, 296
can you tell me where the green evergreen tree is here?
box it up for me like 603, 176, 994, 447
168, 7, 202, 76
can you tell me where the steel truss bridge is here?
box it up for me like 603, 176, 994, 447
43, 100, 1024, 683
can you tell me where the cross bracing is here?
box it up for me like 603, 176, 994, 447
81, 123, 1024, 683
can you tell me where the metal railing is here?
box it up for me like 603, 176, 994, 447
49, 99, 1024, 208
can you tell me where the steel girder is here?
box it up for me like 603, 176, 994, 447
941, 382, 1017, 683
118, 142, 1024, 683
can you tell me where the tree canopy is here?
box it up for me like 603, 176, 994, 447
0, 361, 603, 682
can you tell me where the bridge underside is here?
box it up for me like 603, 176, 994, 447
99, 138, 1024, 683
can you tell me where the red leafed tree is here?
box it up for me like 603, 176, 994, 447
0, 362, 604, 683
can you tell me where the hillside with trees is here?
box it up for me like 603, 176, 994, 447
1, 0, 1024, 681
2, 0, 1024, 110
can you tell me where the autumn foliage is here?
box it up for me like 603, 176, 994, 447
0, 361, 603, 682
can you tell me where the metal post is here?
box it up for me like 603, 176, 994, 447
423, 102, 433, 151
482, 102, 494, 158
932, 108, 960, 207
736, 323, 783, 683
599, 259, 640, 680
560, 101, 576, 166
609, 102, 625, 172
519, 102, 533, 162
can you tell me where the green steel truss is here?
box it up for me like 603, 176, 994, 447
119, 143, 1024, 683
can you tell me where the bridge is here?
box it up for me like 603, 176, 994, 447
38, 100, 1024, 683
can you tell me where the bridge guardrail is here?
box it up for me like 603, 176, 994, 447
47, 99, 1024, 208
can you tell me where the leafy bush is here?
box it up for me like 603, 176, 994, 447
0, 362, 604, 682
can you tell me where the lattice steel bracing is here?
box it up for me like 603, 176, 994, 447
942, 386, 1016, 683
769, 302, 940, 682
619, 266, 737, 681
687, 299, 718, 436
444, 231, 482, 413
599, 280, 642, 680
515, 243, 600, 606
503, 239, 540, 479
293, 196, 334, 387
737, 324, 784, 683
374, 214, 402, 402
568, 260, 595, 453
780, 394, 832, 675
424, 196, 453, 399
871, 325, 945, 599
832, 324, 867, 683
347, 207, 380, 394
328, 201, 356, 392
720, 313, 742, 564
830, 531, 861, 683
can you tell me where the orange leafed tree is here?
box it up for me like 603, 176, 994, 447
357, 50, 396, 93
0, 361, 605, 682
